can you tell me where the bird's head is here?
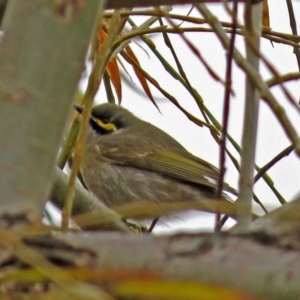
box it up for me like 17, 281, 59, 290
74, 103, 138, 135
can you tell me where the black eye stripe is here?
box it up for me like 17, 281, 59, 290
89, 117, 117, 135
89, 119, 107, 135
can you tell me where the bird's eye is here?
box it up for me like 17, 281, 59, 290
101, 118, 109, 124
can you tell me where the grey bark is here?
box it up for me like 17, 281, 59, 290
58, 230, 300, 300
247, 194, 300, 241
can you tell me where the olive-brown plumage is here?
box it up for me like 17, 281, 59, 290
77, 103, 236, 216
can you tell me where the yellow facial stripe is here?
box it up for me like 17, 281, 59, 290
93, 117, 117, 132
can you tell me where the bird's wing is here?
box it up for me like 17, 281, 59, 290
101, 144, 237, 195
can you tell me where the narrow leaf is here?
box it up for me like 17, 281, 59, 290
262, 0, 270, 28
125, 44, 158, 109
107, 57, 122, 103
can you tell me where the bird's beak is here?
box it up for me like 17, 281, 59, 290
73, 104, 83, 114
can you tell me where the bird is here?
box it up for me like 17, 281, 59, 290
74, 103, 238, 221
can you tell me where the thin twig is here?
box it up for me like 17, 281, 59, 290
148, 218, 159, 232
266, 72, 300, 88
56, 115, 81, 169
215, 0, 238, 231
286, 0, 300, 70
254, 145, 294, 184
195, 3, 300, 155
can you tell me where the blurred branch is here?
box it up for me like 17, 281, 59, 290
58, 230, 300, 300
236, 1, 262, 227
0, 229, 112, 299
0, 0, 260, 17
0, 0, 105, 219
266, 72, 300, 87
240, 193, 300, 245
105, 0, 246, 9
0, 0, 7, 24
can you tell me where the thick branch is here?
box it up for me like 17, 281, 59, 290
247, 194, 300, 239
105, 0, 252, 9
0, 1, 104, 218
59, 231, 300, 300
0, 0, 261, 20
